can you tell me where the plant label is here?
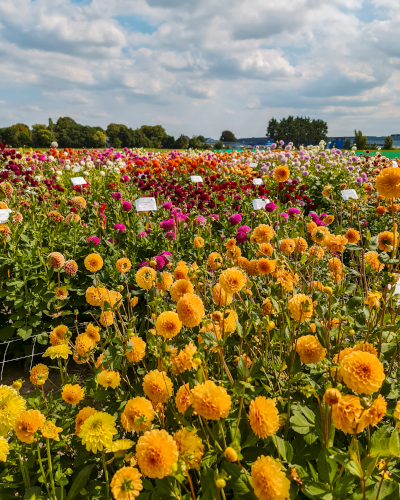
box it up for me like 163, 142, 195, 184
135, 197, 157, 212
190, 176, 203, 183
252, 199, 269, 210
341, 189, 358, 201
392, 161, 398, 168
253, 178, 263, 185
249, 163, 257, 168
73, 166, 83, 172
0, 209, 12, 223
71, 177, 87, 186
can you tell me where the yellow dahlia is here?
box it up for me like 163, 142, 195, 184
364, 291, 382, 308
288, 294, 313, 322
100, 310, 114, 327
252, 224, 275, 244
106, 439, 135, 458
15, 409, 45, 444
121, 397, 155, 433
394, 401, 400, 429
175, 384, 191, 414
332, 395, 368, 434
41, 421, 63, 441
142, 370, 173, 403
257, 243, 274, 257
30, 364, 49, 386
375, 167, 400, 199
116, 258, 132, 273
190, 380, 231, 420
174, 263, 189, 280
43, 344, 72, 359
170, 279, 194, 302
136, 429, 178, 479
173, 429, 204, 470
110, 467, 143, 500
0, 436, 9, 462
156, 272, 174, 292
61, 384, 85, 404
84, 253, 103, 273
340, 351, 385, 395
176, 293, 205, 327
0, 386, 26, 434
295, 335, 326, 364
345, 228, 360, 244
49, 324, 68, 346
156, 311, 182, 339
207, 252, 222, 270
135, 267, 157, 289
219, 268, 246, 295
126, 337, 146, 363
98, 370, 121, 389
309, 245, 325, 260
85, 286, 108, 306
212, 283, 233, 306
249, 397, 279, 438
368, 395, 387, 427
194, 236, 204, 248
365, 251, 384, 272
273, 165, 290, 183
172, 342, 199, 373
79, 411, 117, 453
279, 238, 295, 255
85, 323, 101, 343
251, 455, 291, 500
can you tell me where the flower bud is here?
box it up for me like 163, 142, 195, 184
215, 479, 226, 489
323, 388, 341, 405
267, 321, 275, 331
323, 286, 333, 296
224, 447, 238, 462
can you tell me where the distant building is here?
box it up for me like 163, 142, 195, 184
238, 137, 274, 147
327, 135, 400, 149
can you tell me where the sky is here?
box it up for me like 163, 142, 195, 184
0, 0, 400, 139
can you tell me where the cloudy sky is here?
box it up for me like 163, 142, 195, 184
0, 0, 399, 138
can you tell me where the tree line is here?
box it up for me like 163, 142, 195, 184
266, 116, 328, 146
0, 117, 211, 149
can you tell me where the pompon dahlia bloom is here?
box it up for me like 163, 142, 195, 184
49, 324, 68, 346
48, 252, 65, 270
156, 271, 174, 292
75, 407, 97, 434
121, 397, 155, 433
368, 395, 387, 427
61, 384, 85, 404
176, 293, 205, 327
135, 267, 157, 290
265, 202, 276, 213
288, 294, 313, 322
279, 238, 295, 254
114, 223, 126, 233
228, 213, 242, 225
121, 200, 133, 212
142, 370, 173, 403
84, 253, 103, 273
110, 467, 143, 500
0, 386, 26, 434
257, 243, 274, 257
345, 228, 360, 244
175, 384, 192, 414
116, 258, 132, 273
71, 196, 86, 209
249, 397, 279, 438
309, 245, 325, 260
173, 429, 204, 470
273, 165, 290, 183
295, 335, 326, 364
219, 268, 246, 295
174, 262, 189, 280
15, 409, 45, 443
100, 310, 114, 327
64, 260, 78, 276
0, 436, 9, 462
98, 370, 121, 389
207, 252, 222, 270
340, 351, 385, 395
165, 231, 176, 241
126, 336, 146, 363
43, 344, 72, 360
85, 323, 100, 343
375, 167, 400, 199
252, 224, 275, 244
364, 251, 384, 272
160, 219, 175, 231
194, 236, 204, 248
251, 455, 291, 500
190, 380, 231, 420
79, 411, 117, 453
332, 394, 368, 434
293, 237, 308, 254
30, 364, 49, 386
378, 231, 396, 252
156, 311, 182, 339
136, 429, 179, 479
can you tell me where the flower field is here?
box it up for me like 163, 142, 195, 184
1, 140, 400, 499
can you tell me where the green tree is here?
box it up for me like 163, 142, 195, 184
140, 125, 166, 148
354, 130, 368, 151
220, 131, 237, 142
188, 136, 204, 149
384, 136, 393, 150
2, 124, 32, 147
37, 129, 54, 147
174, 135, 189, 149
214, 141, 224, 150
162, 135, 175, 148
343, 138, 351, 150
91, 131, 106, 148
266, 116, 328, 146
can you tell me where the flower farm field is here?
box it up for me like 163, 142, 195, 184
1, 141, 400, 500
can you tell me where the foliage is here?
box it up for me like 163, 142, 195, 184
267, 116, 328, 146
384, 136, 393, 150
354, 130, 368, 151
220, 130, 237, 142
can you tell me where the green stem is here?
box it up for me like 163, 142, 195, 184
102, 451, 110, 500
46, 439, 57, 499
36, 442, 52, 498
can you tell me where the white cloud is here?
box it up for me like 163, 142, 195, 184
0, 0, 399, 136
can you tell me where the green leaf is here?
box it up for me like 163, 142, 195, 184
317, 448, 337, 485
389, 428, 400, 456
221, 459, 257, 499
333, 476, 355, 499
370, 425, 392, 457
304, 481, 333, 500
273, 435, 293, 463
66, 464, 95, 500
345, 460, 362, 478
200, 465, 217, 500
24, 487, 44, 500
17, 326, 32, 340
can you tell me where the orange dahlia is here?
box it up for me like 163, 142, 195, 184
170, 279, 194, 302
375, 167, 400, 199
175, 384, 191, 414
110, 467, 143, 500
84, 253, 103, 273
142, 370, 173, 403
126, 337, 146, 363
340, 351, 385, 394
249, 397, 279, 438
155, 311, 182, 339
251, 455, 291, 500
190, 380, 231, 420
288, 294, 313, 322
136, 429, 179, 479
176, 293, 205, 327
121, 397, 155, 433
295, 335, 326, 364
116, 258, 132, 273
61, 384, 85, 404
15, 409, 45, 443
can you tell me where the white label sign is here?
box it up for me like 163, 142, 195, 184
253, 178, 264, 185
392, 161, 398, 168
190, 176, 203, 183
0, 209, 12, 223
389, 278, 400, 297
71, 177, 87, 186
252, 199, 270, 210
26, 187, 37, 195
73, 166, 83, 173
135, 197, 157, 212
249, 162, 257, 168
341, 189, 358, 201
